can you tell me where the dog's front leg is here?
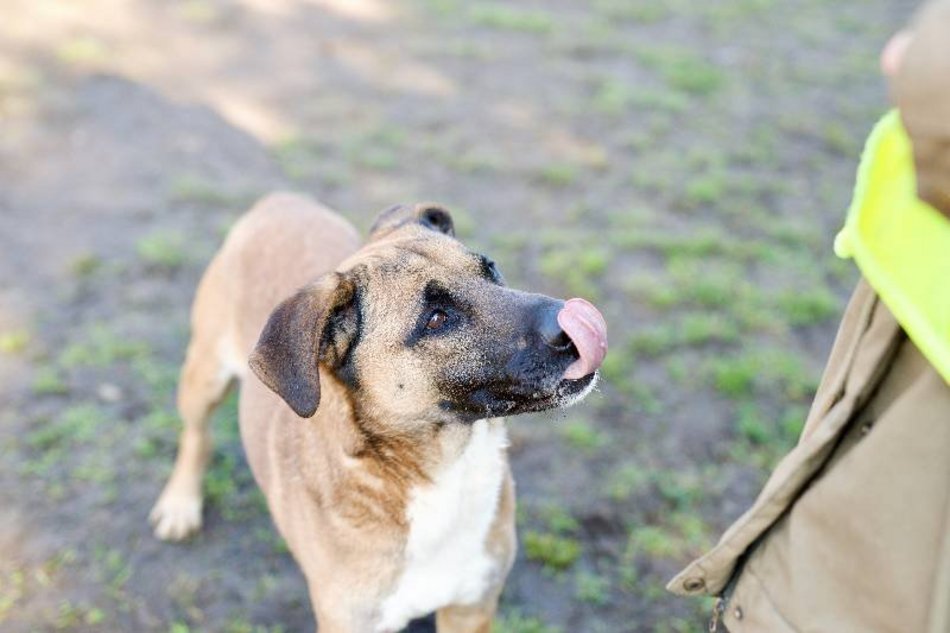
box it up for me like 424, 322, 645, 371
150, 332, 234, 540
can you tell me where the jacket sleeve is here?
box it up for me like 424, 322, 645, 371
892, 0, 950, 218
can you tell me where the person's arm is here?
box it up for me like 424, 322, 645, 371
890, 0, 950, 218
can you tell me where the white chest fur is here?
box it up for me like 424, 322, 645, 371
375, 419, 509, 633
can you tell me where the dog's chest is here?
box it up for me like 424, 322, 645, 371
376, 420, 508, 632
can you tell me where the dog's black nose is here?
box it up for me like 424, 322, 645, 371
538, 305, 573, 351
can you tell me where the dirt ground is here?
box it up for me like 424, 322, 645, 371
0, 1, 914, 631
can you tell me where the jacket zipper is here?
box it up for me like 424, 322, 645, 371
709, 561, 742, 632
709, 597, 726, 632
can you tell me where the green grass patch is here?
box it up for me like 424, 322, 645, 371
137, 231, 187, 271
593, 0, 671, 23
708, 347, 818, 400
355, 147, 399, 170
536, 163, 578, 187
822, 121, 856, 156
26, 404, 105, 452
133, 354, 180, 401
729, 402, 809, 468
0, 330, 29, 354
605, 463, 651, 501
628, 323, 678, 356
626, 525, 680, 558
272, 136, 322, 181
630, 313, 738, 357
668, 511, 713, 553
636, 47, 724, 96
169, 175, 245, 206
598, 340, 634, 385
617, 561, 639, 593
574, 570, 611, 605
523, 531, 582, 572
780, 404, 807, 439
559, 420, 607, 452
636, 262, 744, 311
469, 5, 554, 33
775, 287, 839, 326
205, 451, 238, 508
58, 324, 149, 369
593, 78, 689, 117
448, 150, 506, 175
54, 600, 106, 628
32, 366, 69, 396
223, 618, 286, 633
344, 125, 407, 172
609, 228, 767, 261
592, 79, 634, 116
537, 241, 610, 300
653, 469, 703, 511
493, 610, 561, 633
664, 353, 693, 384
628, 381, 664, 415
735, 401, 769, 444
626, 511, 712, 561
70, 253, 103, 278
710, 355, 757, 398
535, 502, 580, 535
680, 313, 739, 346
254, 525, 291, 556
682, 170, 727, 207
628, 88, 689, 114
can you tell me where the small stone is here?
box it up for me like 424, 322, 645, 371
98, 382, 122, 402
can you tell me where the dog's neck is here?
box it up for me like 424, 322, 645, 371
317, 375, 504, 528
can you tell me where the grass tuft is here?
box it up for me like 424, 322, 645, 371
523, 531, 582, 572
493, 611, 561, 633
0, 330, 29, 354
636, 47, 724, 96
470, 5, 554, 33
137, 231, 187, 271
574, 571, 611, 605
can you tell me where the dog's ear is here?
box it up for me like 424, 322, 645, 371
249, 273, 358, 418
369, 203, 455, 240
414, 204, 455, 236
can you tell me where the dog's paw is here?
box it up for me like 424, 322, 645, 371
149, 492, 203, 541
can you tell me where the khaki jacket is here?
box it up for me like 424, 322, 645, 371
668, 281, 950, 632
669, 4, 950, 631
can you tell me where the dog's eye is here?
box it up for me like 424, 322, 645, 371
426, 309, 449, 330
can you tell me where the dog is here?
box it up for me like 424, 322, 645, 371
149, 193, 608, 633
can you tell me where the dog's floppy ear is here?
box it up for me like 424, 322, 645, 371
369, 203, 455, 240
249, 272, 357, 418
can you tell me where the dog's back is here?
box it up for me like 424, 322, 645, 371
195, 192, 362, 375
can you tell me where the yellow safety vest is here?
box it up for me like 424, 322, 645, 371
835, 110, 950, 383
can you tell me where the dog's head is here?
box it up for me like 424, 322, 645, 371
249, 203, 607, 427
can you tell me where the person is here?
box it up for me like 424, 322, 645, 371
668, 2, 950, 632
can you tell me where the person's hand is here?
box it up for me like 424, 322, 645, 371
880, 31, 913, 77
883, 3, 950, 218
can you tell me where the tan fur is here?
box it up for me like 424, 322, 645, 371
150, 193, 516, 632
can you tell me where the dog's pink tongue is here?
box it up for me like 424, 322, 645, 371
557, 298, 608, 380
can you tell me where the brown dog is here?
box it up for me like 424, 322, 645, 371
149, 193, 608, 633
